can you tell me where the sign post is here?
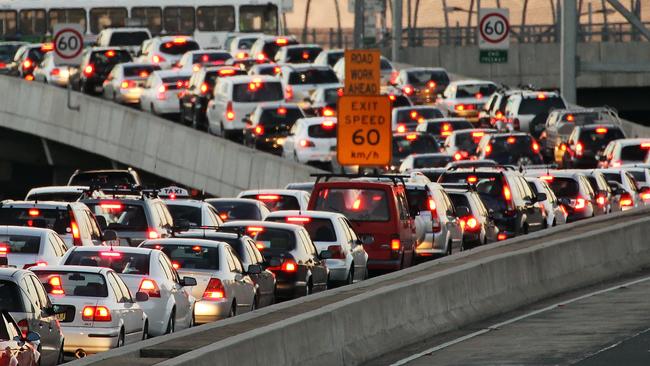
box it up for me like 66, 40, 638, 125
53, 23, 83, 111
478, 8, 510, 64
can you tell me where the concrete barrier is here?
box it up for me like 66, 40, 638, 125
67, 207, 650, 366
0, 77, 323, 197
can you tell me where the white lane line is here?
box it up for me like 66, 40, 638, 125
390, 275, 650, 366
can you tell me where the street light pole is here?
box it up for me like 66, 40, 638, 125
354, 0, 365, 48
561, 0, 577, 104
392, 0, 402, 62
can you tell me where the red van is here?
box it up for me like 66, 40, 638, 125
308, 179, 416, 272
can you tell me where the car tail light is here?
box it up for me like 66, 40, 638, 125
192, 64, 201, 72
83, 64, 94, 77
406, 133, 418, 141
285, 85, 293, 100
540, 175, 554, 182
236, 52, 248, 59
396, 124, 406, 133
575, 142, 583, 157
286, 216, 311, 223
48, 276, 64, 295
566, 114, 575, 122
203, 278, 226, 300
390, 238, 400, 251
157, 84, 167, 100
120, 80, 137, 89
257, 53, 268, 61
390, 71, 399, 85
454, 104, 466, 111
276, 38, 288, 45
148, 230, 159, 239
497, 233, 507, 241
641, 191, 650, 201
472, 131, 485, 138
484, 144, 492, 156
71, 221, 81, 246
24, 74, 34, 81
322, 107, 335, 117
327, 245, 346, 259
641, 143, 650, 149
503, 184, 516, 215
82, 306, 112, 322
28, 209, 40, 216
322, 120, 335, 129
152, 54, 166, 64
138, 278, 161, 298
200, 82, 208, 94
247, 226, 265, 234
597, 194, 606, 206
403, 84, 414, 96
513, 118, 521, 130
574, 197, 587, 210
105, 50, 116, 57
226, 101, 235, 121
467, 175, 478, 184
220, 68, 237, 76
454, 152, 463, 161
257, 194, 280, 201
22, 59, 33, 70
17, 319, 28, 338
507, 136, 516, 144
595, 127, 608, 134
273, 66, 281, 74
23, 261, 47, 269
532, 141, 540, 153
620, 193, 633, 207
427, 80, 436, 89
503, 185, 512, 202
50, 68, 60, 76
441, 123, 452, 136
388, 94, 396, 101
465, 216, 479, 230
0, 244, 8, 255
281, 259, 298, 272
300, 139, 315, 148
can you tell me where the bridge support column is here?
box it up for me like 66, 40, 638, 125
561, 0, 577, 104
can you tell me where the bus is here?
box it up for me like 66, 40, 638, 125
0, 0, 281, 48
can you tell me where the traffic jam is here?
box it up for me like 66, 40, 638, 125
2, 26, 650, 366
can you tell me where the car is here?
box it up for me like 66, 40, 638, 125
81, 194, 174, 247
597, 138, 650, 168
220, 221, 329, 299
140, 239, 257, 322
68, 168, 142, 189
237, 189, 311, 212
280, 64, 340, 105
32, 52, 70, 87
249, 35, 299, 62
445, 159, 499, 170
138, 36, 201, 69
103, 62, 161, 104
386, 90, 414, 108
224, 57, 264, 72
398, 153, 454, 172
0, 41, 28, 75
170, 230, 276, 308
60, 246, 196, 337
282, 117, 337, 166
207, 75, 285, 140
392, 106, 445, 133
436, 80, 498, 123
533, 171, 597, 222
415, 118, 474, 144
313, 49, 344, 67
524, 176, 567, 227
248, 63, 282, 77
284, 182, 315, 193
438, 168, 547, 238
503, 90, 567, 135
597, 168, 644, 210
308, 176, 417, 272
541, 107, 621, 160
390, 67, 450, 104
179, 66, 247, 129
31, 265, 149, 357
556, 125, 626, 168
69, 48, 133, 95
0, 226, 69, 269
8, 43, 53, 80
333, 55, 396, 86
95, 27, 151, 55
477, 88, 514, 128
25, 186, 97, 202
0, 268, 65, 366
175, 50, 233, 72
274, 44, 323, 64
620, 166, 650, 205
0, 309, 41, 366
0, 201, 106, 248
391, 132, 441, 171
444, 187, 500, 248
411, 167, 448, 182
243, 103, 305, 154
226, 33, 264, 59
576, 169, 619, 213
265, 210, 368, 285
163, 199, 223, 228
306, 84, 343, 117
139, 69, 192, 116
442, 129, 497, 161
475, 132, 544, 166
205, 198, 271, 222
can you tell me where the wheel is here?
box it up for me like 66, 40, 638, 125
151, 103, 157, 115
346, 266, 354, 285
117, 329, 125, 348
251, 296, 257, 312
191, 109, 200, 130
447, 241, 453, 256
142, 321, 149, 340
165, 310, 175, 334
229, 300, 237, 317
523, 223, 529, 235
56, 344, 64, 365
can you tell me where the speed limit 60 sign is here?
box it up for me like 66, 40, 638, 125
53, 23, 84, 66
478, 8, 509, 50
337, 95, 392, 166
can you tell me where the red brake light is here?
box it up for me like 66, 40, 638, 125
537, 93, 547, 100
566, 114, 575, 122
467, 175, 478, 184
236, 52, 247, 59
100, 203, 123, 210
276, 38, 288, 45
50, 68, 60, 76
352, 198, 362, 210
322, 120, 335, 129
254, 125, 264, 135
203, 278, 225, 299
484, 144, 492, 155
597, 195, 606, 206
25, 75, 34, 81
322, 107, 335, 117
574, 197, 587, 210
396, 124, 406, 133
17, 319, 28, 338
388, 94, 396, 101
532, 141, 540, 153
71, 221, 80, 241
200, 82, 208, 94
327, 245, 345, 259
503, 185, 512, 201
277, 107, 287, 115
148, 230, 159, 239
595, 127, 608, 134
406, 133, 418, 141
153, 54, 166, 64
390, 239, 400, 251
403, 85, 414, 96
281, 259, 297, 272
641, 143, 650, 149
455, 104, 466, 111
48, 276, 65, 295
247, 226, 265, 233
41, 43, 54, 51
0, 244, 8, 255
82, 306, 111, 322
540, 175, 554, 182
120, 80, 137, 89
428, 198, 437, 212
226, 101, 235, 121
472, 131, 485, 138
497, 233, 507, 241
28, 209, 40, 216
285, 85, 293, 100
620, 193, 633, 207
286, 216, 312, 223
100, 251, 122, 258
173, 37, 187, 44
507, 136, 516, 144
157, 84, 167, 100
427, 80, 436, 89
273, 66, 281, 74
105, 50, 115, 57
22, 59, 33, 69
219, 68, 236, 76
475, 93, 483, 99
302, 51, 310, 60
138, 278, 161, 298
257, 194, 279, 201
575, 142, 584, 156
454, 152, 463, 161
300, 139, 315, 147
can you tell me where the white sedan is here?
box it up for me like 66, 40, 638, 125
139, 70, 191, 116
282, 117, 337, 165
0, 226, 69, 269
60, 247, 196, 337
31, 266, 148, 357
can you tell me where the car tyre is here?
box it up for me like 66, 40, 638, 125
251, 296, 257, 312
346, 266, 354, 285
229, 300, 237, 317
165, 310, 176, 334
142, 321, 149, 340
447, 240, 453, 256
117, 329, 125, 348
56, 344, 64, 365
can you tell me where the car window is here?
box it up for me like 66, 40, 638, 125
225, 249, 236, 271
313, 188, 390, 222
115, 273, 133, 302
29, 275, 51, 309
228, 247, 243, 272
21, 277, 40, 311
247, 239, 264, 263
160, 254, 180, 283
66, 250, 150, 275
106, 271, 124, 301
0, 281, 25, 312
338, 218, 353, 243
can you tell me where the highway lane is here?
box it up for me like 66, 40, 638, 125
363, 270, 650, 366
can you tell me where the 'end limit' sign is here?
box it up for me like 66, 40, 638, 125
344, 49, 381, 96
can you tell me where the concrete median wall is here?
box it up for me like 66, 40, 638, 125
0, 77, 323, 197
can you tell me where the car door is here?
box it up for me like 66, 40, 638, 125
516, 176, 544, 230
161, 254, 192, 327
244, 238, 274, 303
226, 246, 254, 310
441, 191, 463, 245
340, 218, 367, 281
113, 272, 142, 338
26, 274, 59, 365
105, 272, 130, 335
300, 230, 327, 290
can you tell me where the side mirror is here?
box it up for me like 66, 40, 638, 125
247, 264, 262, 275
135, 291, 149, 302
456, 206, 470, 217
96, 216, 108, 231
181, 276, 197, 287
267, 257, 282, 267
102, 229, 118, 242
319, 250, 333, 260
536, 192, 547, 202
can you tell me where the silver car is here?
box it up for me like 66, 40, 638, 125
525, 177, 567, 227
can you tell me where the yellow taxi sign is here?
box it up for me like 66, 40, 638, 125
344, 49, 381, 96
337, 95, 392, 166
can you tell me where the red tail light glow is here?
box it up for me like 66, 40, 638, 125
281, 259, 297, 272
247, 226, 265, 233
507, 136, 516, 144
497, 233, 507, 241
105, 50, 115, 57
285, 85, 293, 100
100, 251, 122, 258
620, 193, 633, 207
403, 85, 414, 96
286, 216, 312, 223
322, 107, 335, 117
532, 141, 540, 153
226, 101, 235, 121
641, 143, 650, 149
566, 114, 575, 122
503, 185, 512, 201
200, 82, 208, 94
138, 278, 161, 297
300, 139, 315, 147
100, 203, 123, 210
597, 195, 606, 206
574, 197, 587, 210
22, 59, 33, 69
540, 175, 554, 182
277, 107, 287, 115
327, 245, 345, 259
454, 152, 463, 161
254, 125, 264, 135
427, 80, 436, 89
152, 54, 166, 64
17, 319, 28, 338
71, 221, 80, 244
50, 68, 60, 76
405, 133, 418, 141
219, 68, 237, 76
428, 198, 437, 212
28, 209, 40, 216
595, 127, 608, 134
120, 80, 136, 89
276, 38, 288, 45
322, 120, 335, 129
203, 278, 225, 299
467, 175, 478, 184
0, 245, 8, 255
48, 276, 65, 295
257, 194, 279, 200
390, 239, 400, 251
148, 230, 159, 239
82, 306, 112, 322
575, 142, 584, 157
157, 84, 167, 100
537, 93, 547, 100
396, 124, 406, 133
484, 144, 492, 155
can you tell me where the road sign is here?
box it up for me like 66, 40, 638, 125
478, 8, 510, 50
344, 49, 381, 96
53, 24, 84, 66
337, 95, 392, 166
480, 50, 508, 64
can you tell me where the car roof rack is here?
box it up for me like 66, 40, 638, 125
310, 173, 408, 187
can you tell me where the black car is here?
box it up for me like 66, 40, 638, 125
416, 118, 474, 144
445, 187, 499, 248
0, 41, 27, 74
439, 168, 547, 238
391, 132, 441, 169
560, 125, 626, 168
536, 172, 596, 222
243, 103, 305, 154
205, 198, 271, 222
70, 48, 132, 94
393, 106, 444, 133
9, 43, 52, 79
476, 133, 544, 166
220, 221, 330, 300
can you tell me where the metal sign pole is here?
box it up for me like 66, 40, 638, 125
67, 66, 80, 111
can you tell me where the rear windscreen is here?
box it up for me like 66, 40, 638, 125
0, 208, 71, 236
0, 281, 24, 312
162, 76, 190, 90
65, 251, 150, 275
393, 135, 440, 159
455, 132, 489, 152
327, 52, 344, 66
90, 50, 133, 66
242, 195, 300, 212
308, 123, 337, 138
426, 121, 473, 135
233, 82, 283, 102
380, 58, 393, 70
27, 48, 46, 63
602, 173, 622, 184
208, 201, 261, 220
579, 129, 625, 150
142, 244, 219, 270
518, 97, 566, 115
266, 217, 337, 242
396, 108, 443, 124
124, 65, 160, 78
167, 205, 201, 227
159, 40, 200, 55
26, 192, 81, 202
456, 84, 496, 98
0, 235, 40, 254
108, 32, 150, 46
448, 193, 471, 212
34, 271, 108, 297
253, 228, 296, 251
407, 71, 450, 86
406, 189, 429, 212
548, 178, 579, 198
69, 172, 136, 188
413, 155, 453, 168
313, 188, 390, 222
285, 47, 322, 63
628, 171, 647, 183
192, 52, 232, 65
439, 173, 506, 212
85, 202, 148, 231
259, 108, 303, 128
288, 69, 339, 85
620, 145, 649, 161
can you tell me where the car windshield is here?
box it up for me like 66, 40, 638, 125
258, 107, 303, 128
242, 194, 300, 212
0, 208, 72, 236
439, 173, 507, 212
288, 69, 339, 84
426, 120, 473, 136
26, 192, 82, 202
548, 178, 579, 198
267, 217, 337, 242
34, 271, 108, 297
313, 188, 390, 222
456, 84, 496, 98
393, 135, 440, 159
253, 228, 295, 251
620, 145, 649, 161
143, 244, 219, 270
285, 47, 322, 63
407, 70, 449, 86
308, 122, 337, 138
208, 201, 261, 220
0, 281, 24, 312
109, 32, 150, 46
396, 108, 443, 124
518, 96, 566, 115
85, 202, 148, 231
65, 251, 150, 275
579, 128, 625, 150
167, 205, 201, 227
123, 65, 159, 78
413, 155, 453, 168
159, 40, 200, 55
192, 52, 231, 64
69, 172, 136, 188
232, 82, 283, 102
0, 235, 41, 254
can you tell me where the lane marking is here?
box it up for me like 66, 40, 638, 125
390, 275, 650, 366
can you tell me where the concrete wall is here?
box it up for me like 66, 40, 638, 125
0, 77, 323, 197
398, 42, 650, 89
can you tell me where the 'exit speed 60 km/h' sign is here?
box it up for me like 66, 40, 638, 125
337, 95, 392, 166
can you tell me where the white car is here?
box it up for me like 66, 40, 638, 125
0, 226, 68, 269
597, 168, 644, 209
227, 33, 264, 59
312, 49, 344, 68
140, 239, 258, 323
60, 246, 196, 337
442, 129, 497, 160
274, 44, 323, 64
103, 62, 161, 104
503, 90, 567, 134
282, 117, 337, 165
32, 52, 69, 87
308, 84, 343, 117
436, 80, 498, 123
163, 199, 223, 228
390, 67, 451, 104
600, 138, 650, 168
95, 27, 151, 55
398, 153, 454, 172
25, 185, 101, 202
280, 65, 340, 106
207, 75, 285, 139
525, 177, 567, 227
333, 55, 397, 86
138, 36, 200, 69
175, 50, 233, 72
265, 210, 368, 285
31, 266, 149, 357
237, 189, 311, 212
140, 70, 192, 115
205, 198, 271, 222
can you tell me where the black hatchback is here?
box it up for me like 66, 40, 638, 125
391, 132, 441, 170
476, 133, 544, 166
243, 103, 305, 155
71, 48, 132, 94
